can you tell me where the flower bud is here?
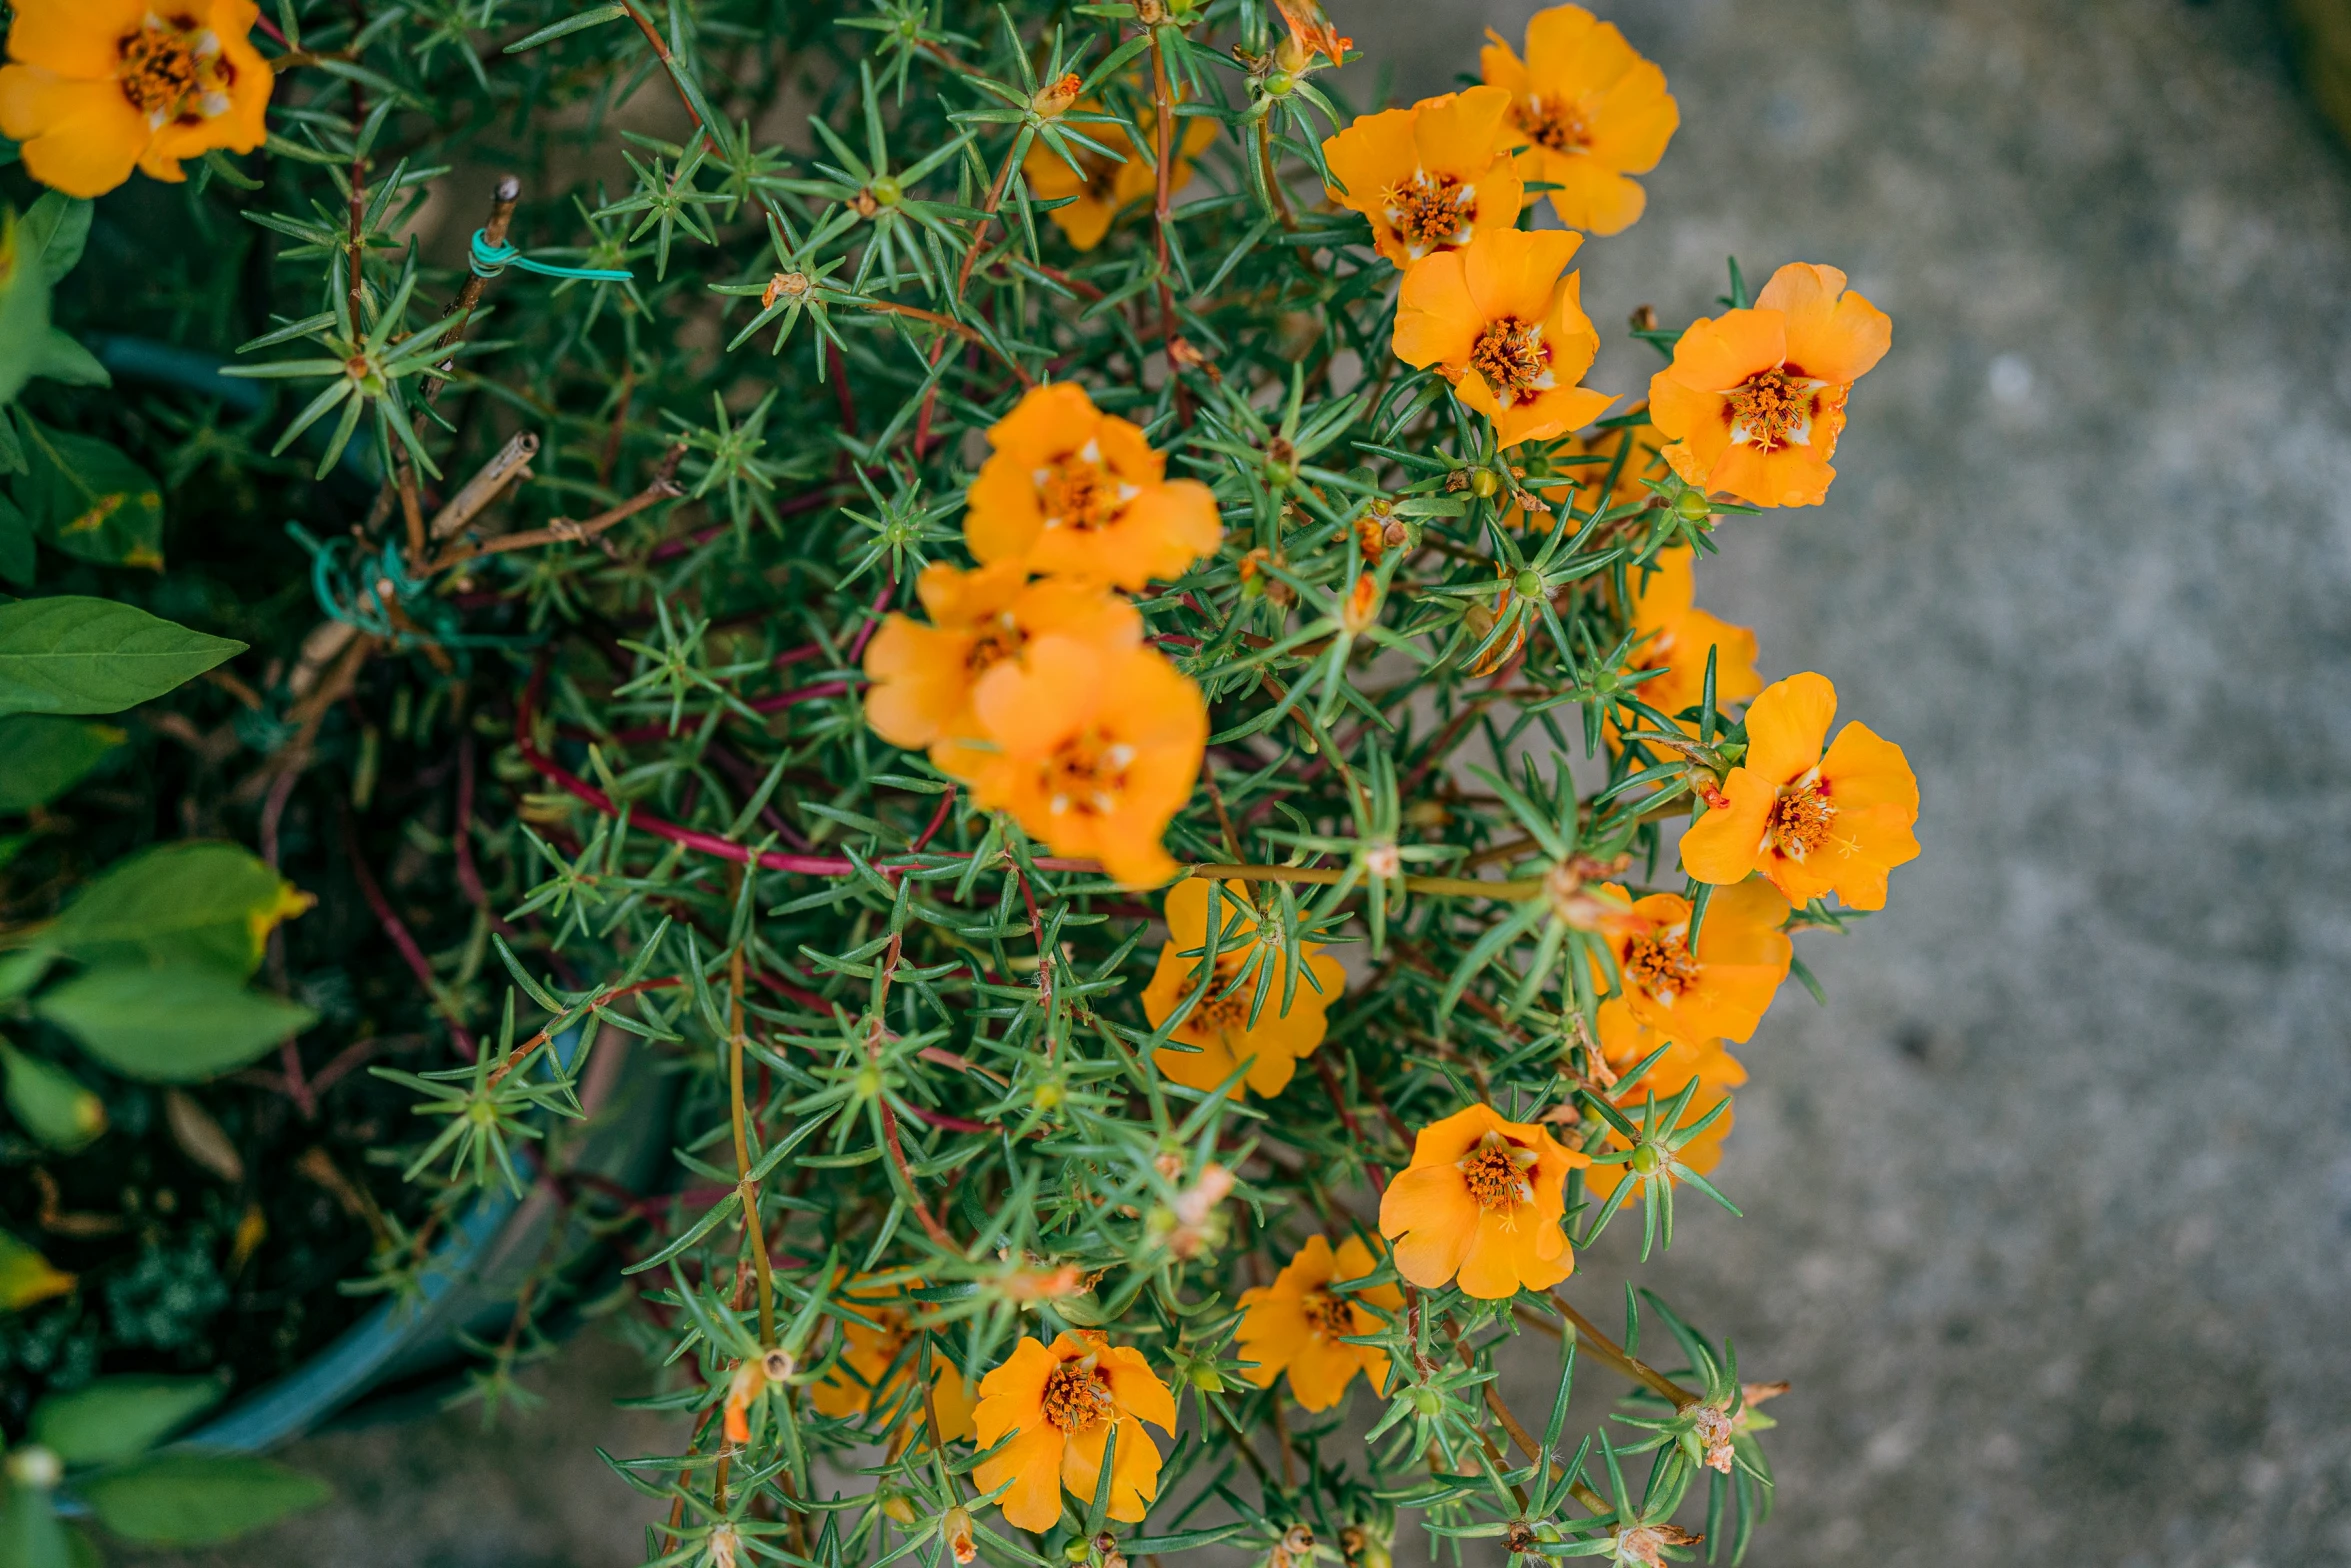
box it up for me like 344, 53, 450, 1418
1630, 1142, 1663, 1176
942, 1505, 977, 1564
1033, 72, 1082, 119
1468, 468, 1501, 498
1408, 1386, 1444, 1416
1341, 575, 1381, 635
1673, 488, 1712, 522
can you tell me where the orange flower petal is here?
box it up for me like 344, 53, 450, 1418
0, 68, 146, 198
1661, 309, 1786, 395
1534, 153, 1647, 236
1818, 719, 1918, 818
5, 0, 148, 76
1743, 672, 1838, 786
1678, 770, 1773, 886
1379, 1163, 1477, 1286
976, 1424, 1067, 1533
1756, 262, 1892, 385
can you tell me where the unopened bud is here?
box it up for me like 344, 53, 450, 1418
1674, 489, 1712, 522
1341, 574, 1381, 635
1468, 468, 1500, 498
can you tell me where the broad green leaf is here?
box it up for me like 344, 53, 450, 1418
0, 1041, 105, 1152
0, 949, 52, 1001
0, 209, 54, 408
30, 1376, 225, 1466
0, 714, 123, 813
0, 1478, 74, 1568
76, 1455, 328, 1546
0, 197, 97, 409
33, 964, 315, 1082
0, 1228, 74, 1311
0, 597, 244, 718
0, 493, 32, 587
44, 841, 307, 976
17, 194, 91, 287
16, 426, 161, 569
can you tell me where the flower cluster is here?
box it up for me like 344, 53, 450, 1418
0, 0, 1936, 1559
863, 382, 1219, 885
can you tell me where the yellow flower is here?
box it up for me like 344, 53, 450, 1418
1024, 105, 1218, 253
1392, 227, 1614, 450
1377, 1103, 1588, 1299
808, 1276, 980, 1444
1619, 545, 1761, 726
0, 0, 273, 199
964, 639, 1205, 887
1678, 671, 1921, 911
1320, 87, 1524, 268
1648, 263, 1892, 509
862, 561, 1141, 781
965, 381, 1223, 590
971, 1331, 1176, 1533
1480, 4, 1677, 234
1594, 878, 1791, 1047
1141, 879, 1346, 1099
1235, 1234, 1402, 1410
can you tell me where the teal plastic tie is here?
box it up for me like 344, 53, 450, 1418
468, 228, 632, 283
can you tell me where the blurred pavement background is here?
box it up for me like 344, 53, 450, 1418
150, 2, 2351, 1564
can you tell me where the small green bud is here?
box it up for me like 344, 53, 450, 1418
870, 175, 904, 207
852, 1064, 885, 1098
1630, 1142, 1664, 1176
1032, 1079, 1066, 1111
1189, 1363, 1226, 1393
1468, 468, 1500, 498
1264, 70, 1296, 97
1674, 489, 1712, 522
1513, 568, 1544, 599
1066, 1539, 1093, 1563
1408, 1386, 1444, 1416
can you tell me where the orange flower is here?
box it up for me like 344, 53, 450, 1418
1620, 545, 1761, 722
1274, 0, 1350, 71
862, 562, 1141, 780
1141, 879, 1345, 1098
971, 1331, 1176, 1533
1024, 107, 1218, 252
1236, 1234, 1403, 1410
0, 0, 272, 199
1321, 87, 1524, 268
808, 1277, 980, 1444
966, 382, 1223, 589
1678, 671, 1920, 911
1377, 1103, 1589, 1299
1648, 263, 1892, 509
1480, 4, 1677, 234
1595, 877, 1790, 1046
965, 640, 1205, 887
1392, 228, 1614, 450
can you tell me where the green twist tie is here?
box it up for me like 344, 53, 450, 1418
469, 229, 632, 282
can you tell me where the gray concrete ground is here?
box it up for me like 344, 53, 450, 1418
143, 2, 2351, 1564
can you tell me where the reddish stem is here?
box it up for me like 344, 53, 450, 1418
909, 786, 957, 852
515, 664, 1097, 877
